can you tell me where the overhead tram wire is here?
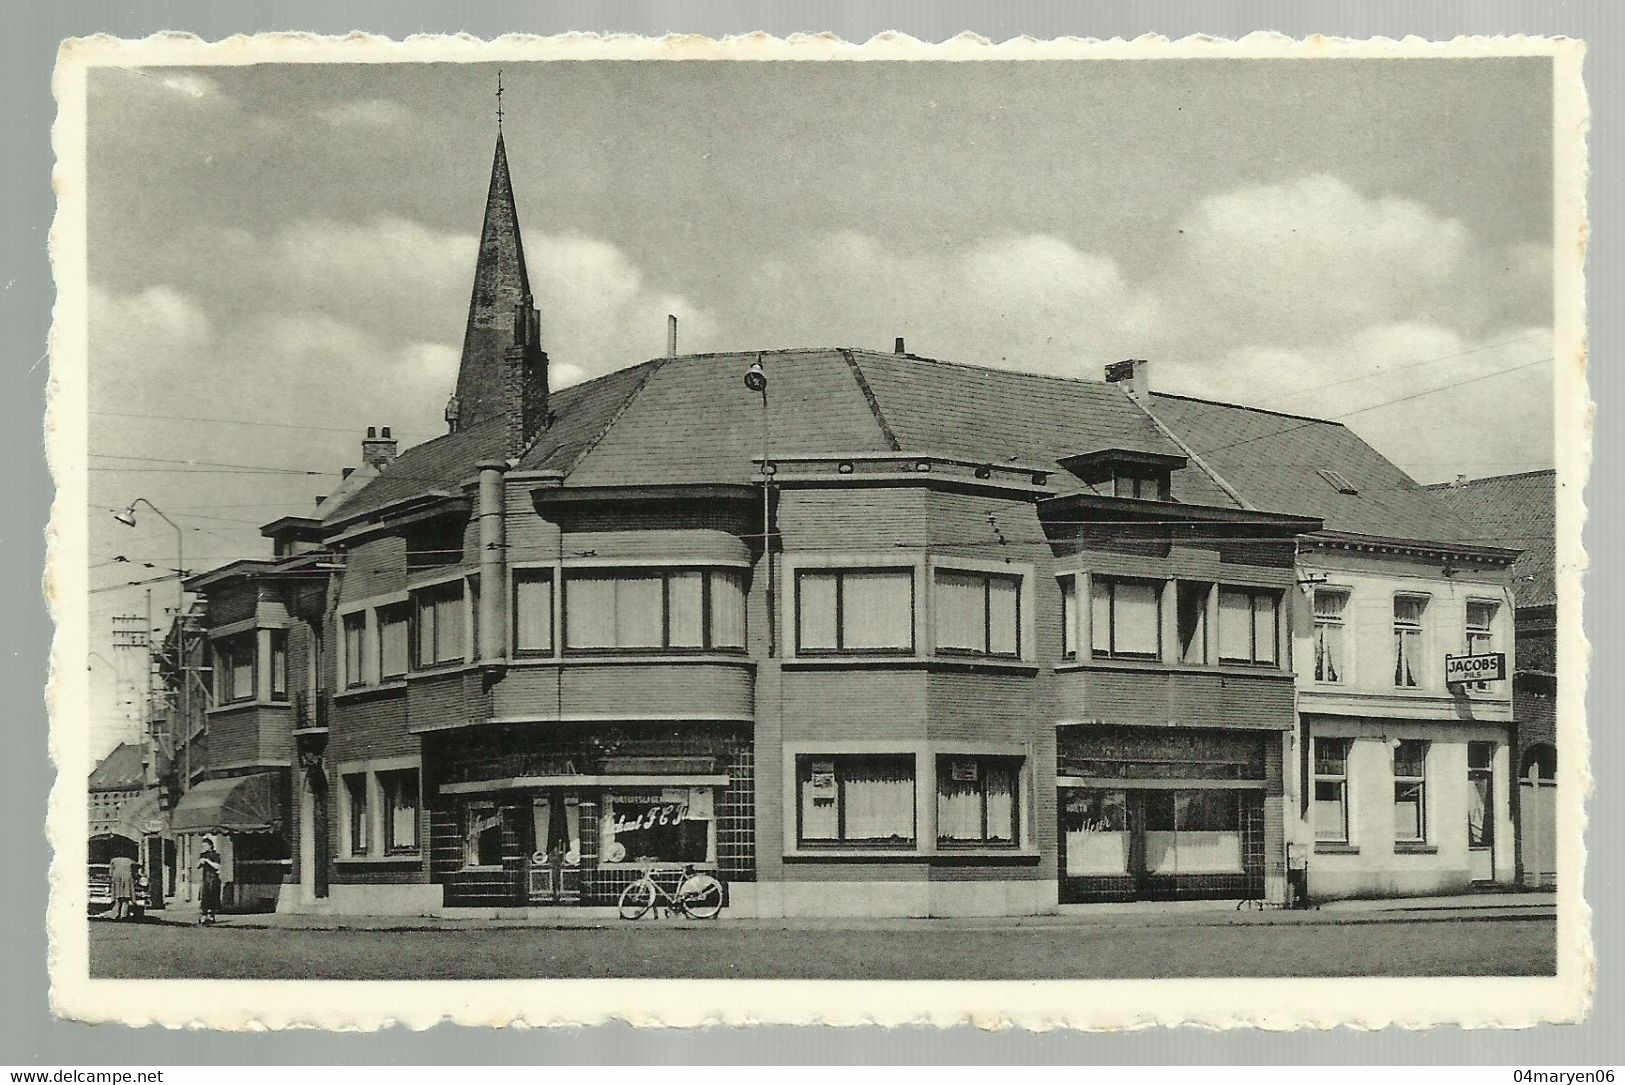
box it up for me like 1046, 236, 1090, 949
1256, 331, 1550, 407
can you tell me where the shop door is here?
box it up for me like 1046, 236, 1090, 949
527, 794, 582, 904
1467, 742, 1496, 883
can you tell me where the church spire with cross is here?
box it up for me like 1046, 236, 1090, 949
446, 74, 548, 454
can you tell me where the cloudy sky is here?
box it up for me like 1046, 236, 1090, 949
83, 58, 1555, 757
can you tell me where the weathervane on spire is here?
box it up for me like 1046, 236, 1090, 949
495, 68, 504, 133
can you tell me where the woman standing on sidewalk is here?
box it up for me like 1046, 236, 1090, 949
197, 836, 222, 925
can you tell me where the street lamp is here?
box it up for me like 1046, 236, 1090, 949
112, 498, 184, 619
743, 359, 773, 656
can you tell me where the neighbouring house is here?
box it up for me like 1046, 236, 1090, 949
171, 128, 1521, 917
1428, 469, 1558, 887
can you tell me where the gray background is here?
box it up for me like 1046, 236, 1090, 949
2, 0, 1614, 1065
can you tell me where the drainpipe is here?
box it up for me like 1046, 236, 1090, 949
476, 460, 508, 663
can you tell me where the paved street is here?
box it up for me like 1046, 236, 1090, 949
89, 909, 1556, 980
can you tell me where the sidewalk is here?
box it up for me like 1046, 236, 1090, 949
118, 889, 1555, 934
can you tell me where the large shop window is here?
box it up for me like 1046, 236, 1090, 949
380, 769, 419, 853
512, 570, 554, 655
1060, 577, 1078, 659
463, 803, 504, 868
342, 612, 367, 688
377, 603, 409, 681
1176, 582, 1210, 664
1062, 790, 1129, 875
598, 788, 715, 865
1090, 577, 1161, 660
344, 773, 369, 856
1313, 590, 1348, 683
564, 568, 746, 652
413, 580, 467, 669
1145, 790, 1243, 874
1217, 587, 1279, 666
934, 570, 1021, 658
1393, 739, 1429, 843
797, 754, 916, 846
213, 632, 257, 704
1465, 600, 1499, 691
1393, 595, 1428, 688
937, 756, 1020, 845
796, 569, 914, 655
1313, 738, 1350, 843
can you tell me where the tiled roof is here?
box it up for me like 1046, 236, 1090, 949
331, 346, 1487, 549
89, 742, 145, 791
1145, 392, 1478, 543
1426, 470, 1556, 606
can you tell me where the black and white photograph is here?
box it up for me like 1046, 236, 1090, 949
46, 32, 1587, 1030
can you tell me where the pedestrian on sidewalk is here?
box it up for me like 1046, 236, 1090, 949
197, 836, 222, 925
107, 854, 136, 920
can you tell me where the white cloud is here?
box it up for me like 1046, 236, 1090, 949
318, 99, 414, 128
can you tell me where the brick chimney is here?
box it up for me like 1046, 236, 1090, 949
1105, 359, 1152, 398
504, 298, 549, 458
361, 425, 398, 469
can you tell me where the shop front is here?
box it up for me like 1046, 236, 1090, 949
426, 723, 753, 909
1056, 725, 1277, 903
168, 770, 292, 912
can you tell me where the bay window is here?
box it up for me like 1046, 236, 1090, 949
937, 755, 1020, 845
380, 769, 419, 853
1090, 577, 1161, 659
796, 568, 914, 655
1218, 587, 1279, 666
269, 630, 288, 700
342, 612, 367, 688
214, 632, 256, 704
1393, 595, 1427, 688
1176, 582, 1210, 664
1060, 576, 1078, 659
562, 567, 746, 652
796, 754, 916, 845
1393, 739, 1428, 843
1313, 590, 1348, 683
412, 580, 466, 669
512, 570, 554, 655
934, 569, 1021, 658
1313, 737, 1350, 843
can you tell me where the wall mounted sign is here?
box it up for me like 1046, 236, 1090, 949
1445, 652, 1507, 684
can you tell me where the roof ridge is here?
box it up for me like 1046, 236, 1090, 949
1422, 467, 1557, 489
1148, 390, 1345, 427
558, 358, 670, 478
839, 349, 903, 452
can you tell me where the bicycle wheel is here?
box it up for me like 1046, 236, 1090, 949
618, 878, 656, 920
682, 875, 724, 920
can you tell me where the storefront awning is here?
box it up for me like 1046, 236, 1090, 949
170, 773, 282, 834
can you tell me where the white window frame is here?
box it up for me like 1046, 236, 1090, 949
1312, 587, 1351, 685
1464, 597, 1500, 693
334, 755, 423, 860
1393, 592, 1430, 690
336, 590, 409, 691
409, 572, 474, 671
1217, 585, 1281, 667
560, 565, 749, 654
510, 564, 558, 657
1312, 736, 1351, 845
929, 556, 1035, 662
1090, 575, 1164, 661
1392, 739, 1429, 845
1059, 574, 1079, 660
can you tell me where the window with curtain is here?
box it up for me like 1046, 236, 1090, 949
269, 630, 288, 700
797, 754, 915, 845
1393, 595, 1427, 688
1090, 577, 1161, 659
1313, 590, 1348, 683
1176, 582, 1210, 664
380, 769, 419, 853
1144, 790, 1243, 874
377, 603, 409, 680
512, 570, 554, 655
344, 773, 369, 855
937, 756, 1020, 845
934, 569, 1022, 658
463, 803, 503, 868
1313, 737, 1350, 843
795, 569, 914, 654
1465, 600, 1498, 691
342, 612, 367, 688
1062, 789, 1129, 874
1393, 739, 1428, 843
215, 632, 257, 703
1059, 576, 1078, 659
1468, 741, 1495, 850
412, 580, 466, 669
562, 568, 747, 652
1218, 587, 1279, 665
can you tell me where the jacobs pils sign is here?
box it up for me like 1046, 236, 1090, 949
1445, 652, 1507, 684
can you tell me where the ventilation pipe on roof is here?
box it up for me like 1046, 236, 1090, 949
667, 314, 679, 358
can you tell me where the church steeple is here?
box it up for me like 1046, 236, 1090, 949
447, 125, 548, 453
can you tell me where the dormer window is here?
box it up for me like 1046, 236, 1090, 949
1057, 448, 1186, 502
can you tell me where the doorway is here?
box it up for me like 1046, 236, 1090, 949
1467, 741, 1496, 882
527, 793, 582, 904
1518, 745, 1557, 888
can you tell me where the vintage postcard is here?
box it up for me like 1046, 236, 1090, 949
46, 31, 1590, 1030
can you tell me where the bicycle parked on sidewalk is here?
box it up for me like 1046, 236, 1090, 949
617, 863, 725, 920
